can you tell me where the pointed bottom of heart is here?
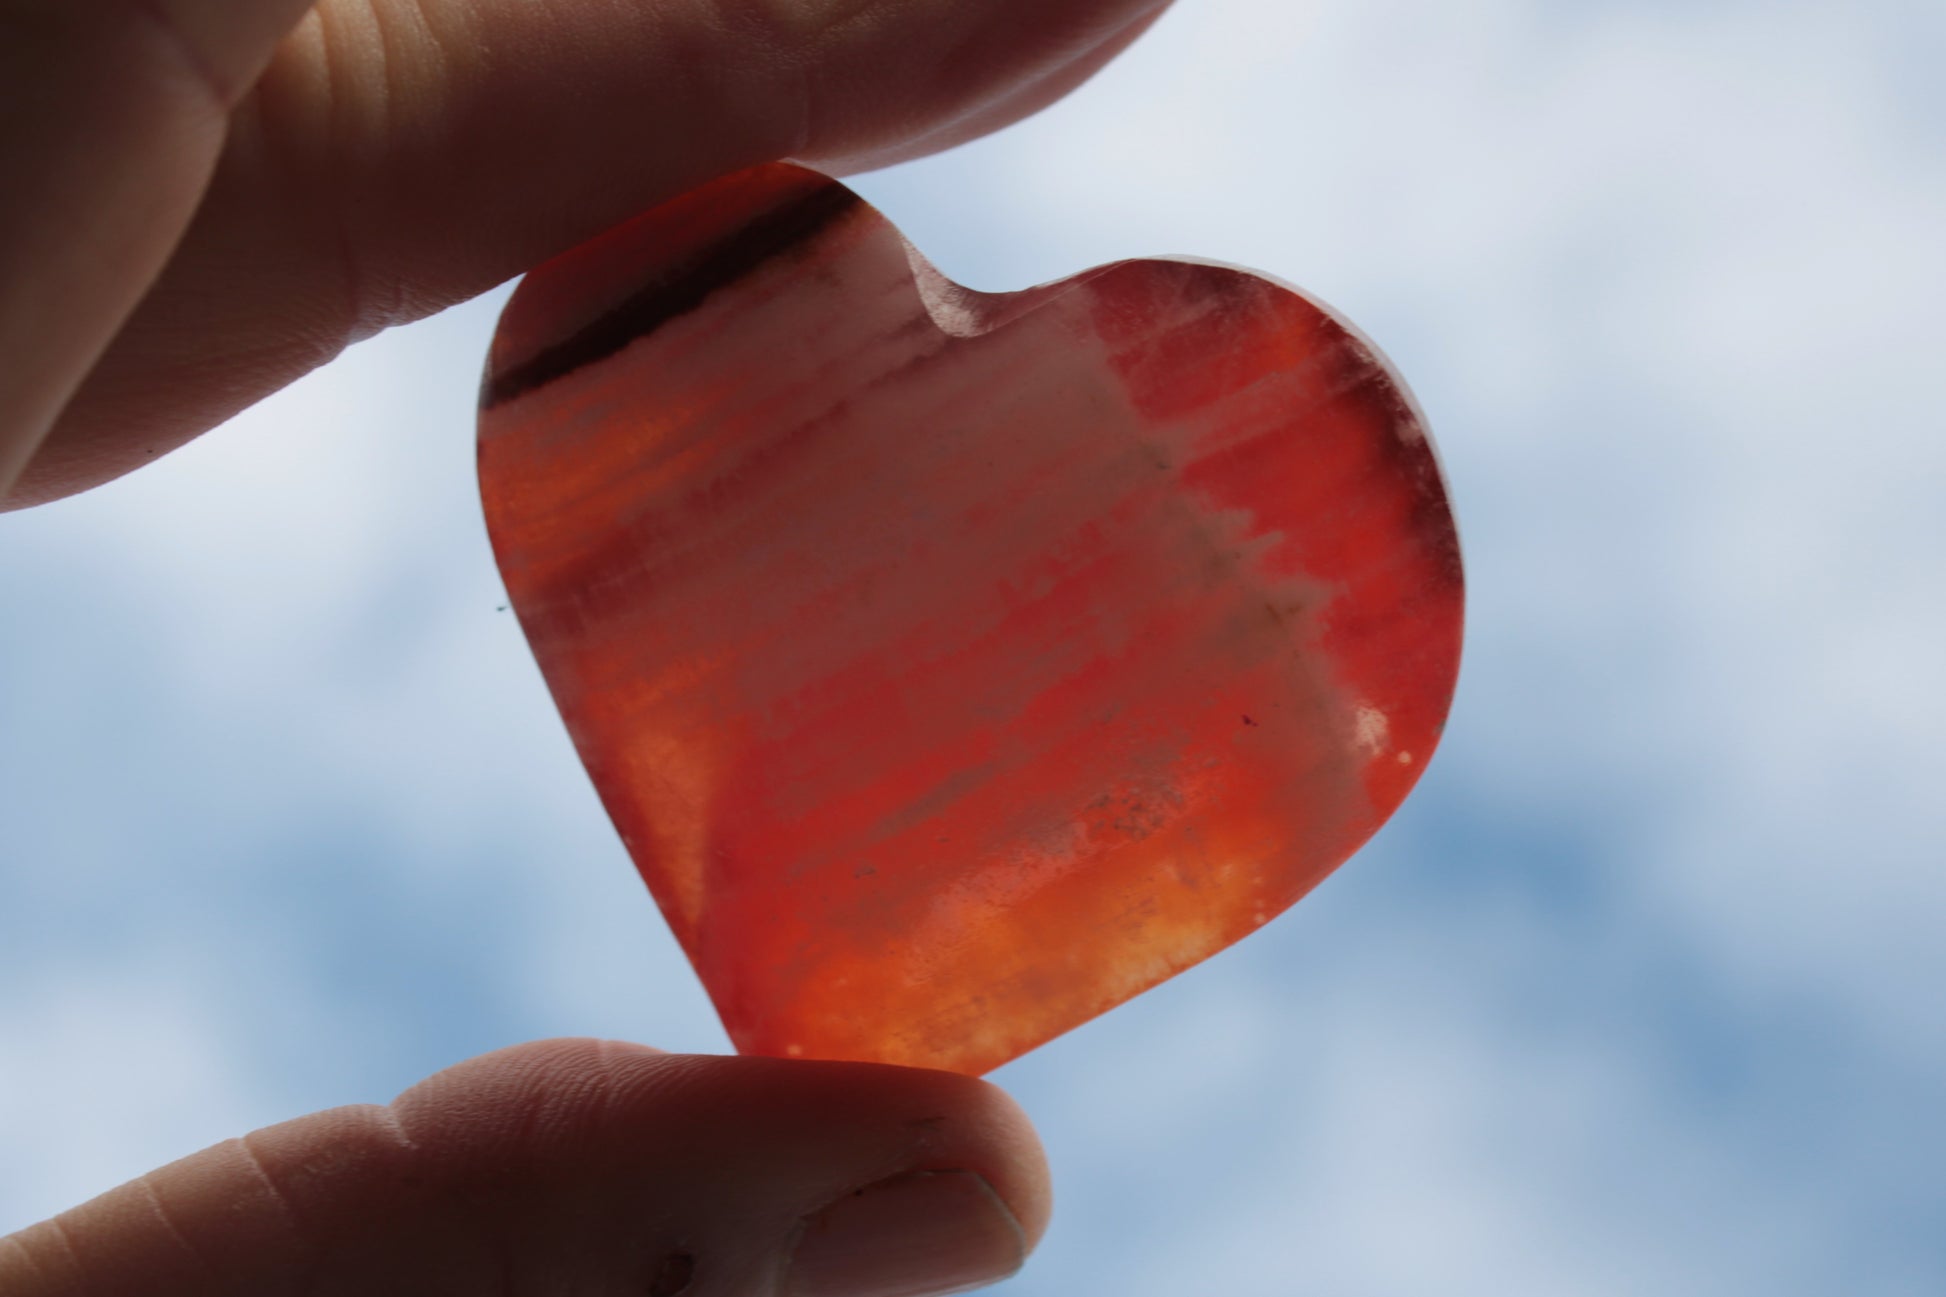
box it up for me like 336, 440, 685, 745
479, 164, 1463, 1075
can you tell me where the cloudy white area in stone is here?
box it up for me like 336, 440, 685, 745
3, 0, 1942, 1291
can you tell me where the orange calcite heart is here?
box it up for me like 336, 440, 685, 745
479, 164, 1462, 1075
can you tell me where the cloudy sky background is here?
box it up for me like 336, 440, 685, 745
4, 0, 1944, 1290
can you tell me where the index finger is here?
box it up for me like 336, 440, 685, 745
10, 0, 1175, 509
0, 0, 316, 497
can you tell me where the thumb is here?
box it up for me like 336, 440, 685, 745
0, 1039, 1051, 1297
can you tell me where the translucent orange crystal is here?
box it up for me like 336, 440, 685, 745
479, 165, 1462, 1075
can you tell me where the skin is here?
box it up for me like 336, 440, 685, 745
0, 0, 1171, 1291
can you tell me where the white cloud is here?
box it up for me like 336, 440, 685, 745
3, 1, 1942, 1291
0, 973, 274, 1228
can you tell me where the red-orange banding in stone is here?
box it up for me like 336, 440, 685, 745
479, 164, 1463, 1076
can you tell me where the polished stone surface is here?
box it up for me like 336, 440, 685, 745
479, 164, 1463, 1074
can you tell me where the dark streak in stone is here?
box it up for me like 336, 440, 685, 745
485, 185, 863, 408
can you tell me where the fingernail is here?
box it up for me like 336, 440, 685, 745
785, 1170, 1027, 1297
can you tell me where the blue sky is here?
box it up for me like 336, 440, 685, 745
4, 0, 1944, 1291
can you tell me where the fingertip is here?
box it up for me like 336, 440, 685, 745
805, 0, 1174, 174
963, 1075, 1055, 1250
394, 1041, 1054, 1250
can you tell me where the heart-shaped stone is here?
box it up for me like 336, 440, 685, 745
479, 164, 1462, 1075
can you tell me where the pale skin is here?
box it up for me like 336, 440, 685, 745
0, 1, 1173, 1292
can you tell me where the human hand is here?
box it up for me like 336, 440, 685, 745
0, 0, 1170, 507
0, 0, 1173, 1289
0, 1039, 1051, 1296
